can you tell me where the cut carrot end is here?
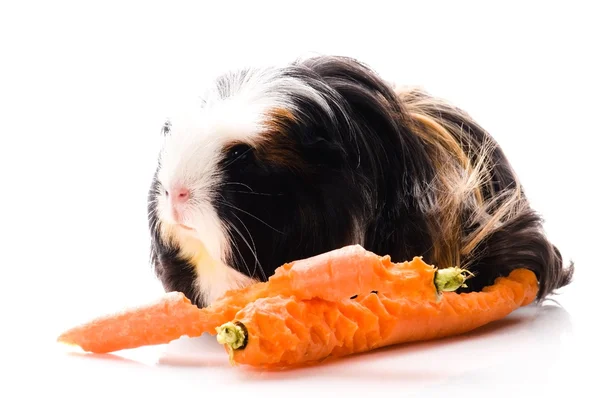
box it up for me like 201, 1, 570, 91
434, 267, 474, 293
216, 321, 248, 350
56, 339, 82, 350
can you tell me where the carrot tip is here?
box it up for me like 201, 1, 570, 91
56, 339, 80, 349
216, 321, 248, 350
434, 267, 474, 293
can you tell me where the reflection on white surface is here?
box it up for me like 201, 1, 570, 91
26, 299, 582, 398
154, 302, 573, 376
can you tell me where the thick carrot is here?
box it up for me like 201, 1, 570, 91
216, 268, 538, 368
58, 246, 466, 353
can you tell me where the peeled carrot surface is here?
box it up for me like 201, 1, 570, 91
57, 245, 538, 367
57, 293, 206, 354
56, 284, 266, 354
268, 245, 445, 302
220, 268, 537, 368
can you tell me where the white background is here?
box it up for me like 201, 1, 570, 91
1, 1, 598, 397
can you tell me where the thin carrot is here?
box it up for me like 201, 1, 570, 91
216, 268, 538, 368
57, 292, 205, 354
268, 244, 469, 302
56, 284, 270, 354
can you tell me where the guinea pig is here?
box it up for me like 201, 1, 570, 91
147, 55, 574, 308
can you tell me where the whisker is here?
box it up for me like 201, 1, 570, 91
231, 212, 267, 280
147, 206, 161, 232
225, 217, 263, 280
228, 215, 258, 279
223, 220, 252, 277
220, 147, 253, 169
222, 190, 285, 197
216, 182, 254, 191
214, 197, 285, 235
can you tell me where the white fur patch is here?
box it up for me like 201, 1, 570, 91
159, 219, 255, 305
197, 252, 257, 304
155, 66, 331, 304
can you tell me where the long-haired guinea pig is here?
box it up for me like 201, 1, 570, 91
147, 55, 574, 308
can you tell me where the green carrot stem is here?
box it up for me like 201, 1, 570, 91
434, 267, 474, 293
216, 321, 248, 350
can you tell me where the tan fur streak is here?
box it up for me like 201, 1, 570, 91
253, 108, 304, 171
393, 86, 523, 271
158, 212, 256, 305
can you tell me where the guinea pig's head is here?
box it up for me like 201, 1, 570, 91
148, 59, 407, 307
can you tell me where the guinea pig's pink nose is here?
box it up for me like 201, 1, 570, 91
167, 187, 190, 203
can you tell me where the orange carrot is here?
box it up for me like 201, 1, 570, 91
56, 284, 270, 354
57, 245, 535, 367
216, 268, 538, 368
57, 292, 203, 354
57, 246, 464, 353
268, 244, 467, 302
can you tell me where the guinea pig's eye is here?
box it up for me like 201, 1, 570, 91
226, 143, 253, 163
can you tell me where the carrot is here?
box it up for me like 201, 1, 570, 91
57, 246, 464, 353
56, 284, 272, 354
57, 292, 205, 354
216, 268, 538, 368
57, 244, 535, 367
267, 244, 470, 302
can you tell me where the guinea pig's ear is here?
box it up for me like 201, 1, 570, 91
160, 120, 172, 136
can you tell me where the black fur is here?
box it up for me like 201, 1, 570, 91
211, 57, 439, 292
460, 209, 574, 299
148, 55, 573, 308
